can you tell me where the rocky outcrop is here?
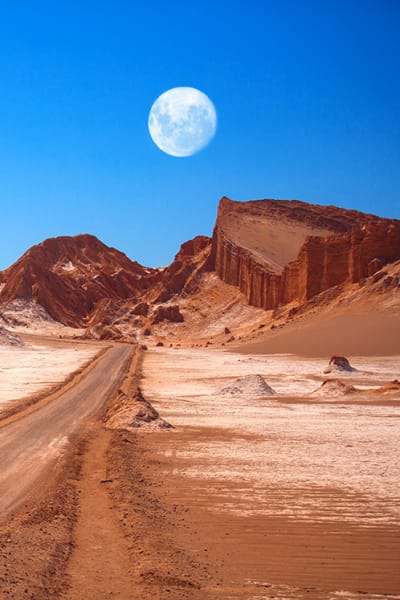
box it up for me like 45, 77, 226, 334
0, 234, 162, 327
83, 237, 208, 332
210, 227, 281, 308
0, 325, 24, 346
153, 236, 212, 303
1, 198, 399, 336
151, 305, 184, 324
210, 197, 400, 310
281, 222, 400, 305
324, 356, 355, 374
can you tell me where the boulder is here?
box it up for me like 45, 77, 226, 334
324, 356, 356, 374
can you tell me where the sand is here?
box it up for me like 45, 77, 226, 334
140, 346, 400, 598
0, 339, 399, 598
237, 309, 400, 357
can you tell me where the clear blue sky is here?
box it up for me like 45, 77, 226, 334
0, 0, 399, 269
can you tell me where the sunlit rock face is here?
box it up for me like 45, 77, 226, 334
210, 197, 400, 310
0, 234, 162, 327
0, 198, 399, 338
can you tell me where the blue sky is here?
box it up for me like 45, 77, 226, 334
0, 1, 399, 269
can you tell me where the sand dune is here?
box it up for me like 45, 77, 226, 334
238, 307, 400, 356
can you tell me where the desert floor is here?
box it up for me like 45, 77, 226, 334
0, 337, 100, 408
0, 340, 399, 599
141, 347, 400, 599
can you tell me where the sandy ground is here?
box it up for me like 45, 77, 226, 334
1, 342, 399, 599
0, 341, 100, 406
0, 343, 208, 600
0, 343, 133, 521
236, 306, 400, 357
0, 424, 211, 600
141, 347, 400, 598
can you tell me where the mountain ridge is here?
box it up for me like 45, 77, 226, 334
1, 197, 399, 344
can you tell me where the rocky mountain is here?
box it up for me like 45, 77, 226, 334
0, 234, 161, 327
0, 198, 399, 341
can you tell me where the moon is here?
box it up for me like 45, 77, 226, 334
148, 87, 217, 157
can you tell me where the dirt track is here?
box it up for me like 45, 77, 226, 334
0, 343, 133, 519
0, 343, 210, 599
1, 342, 400, 599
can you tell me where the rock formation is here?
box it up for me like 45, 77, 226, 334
0, 234, 161, 327
151, 235, 212, 303
324, 356, 356, 374
151, 305, 184, 324
0, 325, 24, 346
0, 198, 399, 337
210, 197, 400, 310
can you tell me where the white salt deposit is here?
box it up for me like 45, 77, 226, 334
0, 342, 100, 406
0, 299, 85, 336
142, 347, 400, 526
220, 374, 275, 397
61, 260, 75, 271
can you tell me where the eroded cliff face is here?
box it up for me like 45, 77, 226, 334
0, 198, 399, 335
152, 235, 212, 302
291, 221, 400, 303
211, 197, 400, 310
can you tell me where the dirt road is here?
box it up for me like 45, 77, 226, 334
0, 343, 133, 520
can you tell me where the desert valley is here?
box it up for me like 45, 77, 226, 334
0, 197, 399, 599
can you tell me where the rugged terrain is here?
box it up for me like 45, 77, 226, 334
0, 234, 161, 327
1, 197, 399, 348
0, 197, 399, 599
1, 341, 399, 599
210, 197, 400, 309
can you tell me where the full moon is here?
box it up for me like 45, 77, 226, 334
148, 87, 217, 157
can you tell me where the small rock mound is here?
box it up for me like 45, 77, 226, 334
0, 325, 24, 346
151, 304, 184, 324
220, 374, 276, 398
311, 379, 357, 398
104, 387, 172, 431
324, 355, 356, 374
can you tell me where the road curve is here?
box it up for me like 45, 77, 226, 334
0, 343, 133, 520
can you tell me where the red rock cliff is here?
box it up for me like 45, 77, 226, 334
210, 197, 400, 310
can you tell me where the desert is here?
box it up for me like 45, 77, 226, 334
0, 197, 399, 599
2, 2, 400, 597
